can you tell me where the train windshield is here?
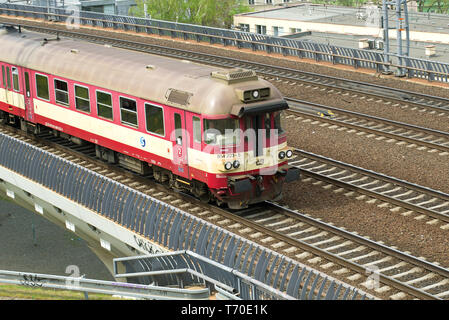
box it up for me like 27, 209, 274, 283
273, 111, 285, 135
204, 118, 240, 145
244, 112, 285, 136
243, 112, 285, 156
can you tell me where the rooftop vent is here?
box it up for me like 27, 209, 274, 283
211, 68, 258, 84
166, 88, 192, 107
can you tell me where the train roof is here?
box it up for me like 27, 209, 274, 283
0, 28, 286, 116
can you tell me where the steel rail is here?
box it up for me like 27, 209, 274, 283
2, 22, 449, 114
0, 23, 446, 298
287, 98, 449, 137
286, 98, 449, 152
267, 201, 449, 283
293, 148, 449, 223
218, 208, 438, 300
230, 201, 445, 300
2, 6, 449, 82
0, 8, 384, 67
0, 123, 436, 300
0, 10, 397, 70
0, 124, 371, 300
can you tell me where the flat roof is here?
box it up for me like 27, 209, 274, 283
294, 31, 449, 63
241, 4, 449, 35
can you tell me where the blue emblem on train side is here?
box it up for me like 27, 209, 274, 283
140, 137, 146, 147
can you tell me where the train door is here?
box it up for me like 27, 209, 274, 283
4, 65, 11, 105
11, 66, 25, 115
22, 70, 35, 122
171, 110, 189, 179
244, 113, 278, 174
244, 115, 264, 172
0, 65, 6, 104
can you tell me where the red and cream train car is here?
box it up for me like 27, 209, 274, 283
0, 27, 299, 209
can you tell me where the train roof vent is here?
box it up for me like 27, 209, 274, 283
166, 89, 192, 107
211, 68, 258, 84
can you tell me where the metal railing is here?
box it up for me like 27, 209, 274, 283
114, 250, 369, 300
0, 269, 211, 299
114, 251, 292, 300
0, 131, 370, 300
0, 3, 448, 83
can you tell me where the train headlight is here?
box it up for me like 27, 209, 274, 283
233, 160, 240, 169
278, 151, 285, 159
224, 162, 233, 170
252, 90, 259, 99
286, 150, 293, 158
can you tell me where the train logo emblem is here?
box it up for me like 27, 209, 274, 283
140, 137, 146, 147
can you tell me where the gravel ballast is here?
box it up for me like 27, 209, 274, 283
111, 26, 449, 98
2, 16, 449, 298
278, 84, 449, 133
278, 178, 449, 267
3, 15, 448, 98
283, 113, 449, 194
5, 17, 448, 133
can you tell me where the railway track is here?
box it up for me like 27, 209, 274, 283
1, 124, 449, 299
239, 201, 449, 300
290, 149, 449, 226
4, 22, 449, 117
1, 23, 448, 300
285, 98, 449, 155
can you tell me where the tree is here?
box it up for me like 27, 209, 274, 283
430, 0, 449, 13
129, 0, 252, 28
416, 0, 449, 13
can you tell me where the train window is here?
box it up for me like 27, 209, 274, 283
6, 67, 11, 90
11, 67, 19, 92
1, 66, 5, 88
145, 103, 164, 136
193, 116, 201, 143
24, 72, 31, 97
274, 111, 285, 135
120, 97, 137, 127
96, 91, 113, 120
203, 118, 240, 145
174, 113, 182, 144
75, 85, 91, 113
54, 79, 69, 107
35, 74, 49, 100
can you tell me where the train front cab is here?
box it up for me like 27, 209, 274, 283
195, 99, 300, 209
